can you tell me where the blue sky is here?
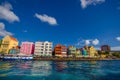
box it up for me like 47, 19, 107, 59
0, 0, 120, 50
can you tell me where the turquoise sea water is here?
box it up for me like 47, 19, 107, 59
0, 60, 120, 80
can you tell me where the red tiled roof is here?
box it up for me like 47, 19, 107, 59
9, 36, 18, 42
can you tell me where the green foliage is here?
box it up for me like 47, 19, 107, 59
112, 52, 120, 58
104, 51, 109, 54
98, 51, 102, 55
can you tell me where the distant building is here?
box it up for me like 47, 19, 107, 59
84, 46, 89, 55
76, 49, 82, 57
83, 46, 98, 57
34, 41, 52, 56
20, 42, 34, 55
81, 48, 88, 56
101, 45, 111, 52
0, 35, 18, 54
54, 44, 67, 57
88, 46, 98, 57
68, 46, 76, 57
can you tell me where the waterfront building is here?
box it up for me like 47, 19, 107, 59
83, 46, 98, 57
20, 42, 34, 55
9, 46, 20, 54
88, 46, 98, 57
34, 41, 52, 57
101, 45, 111, 52
61, 46, 67, 57
75, 49, 82, 57
84, 46, 89, 55
0, 36, 18, 54
68, 46, 76, 57
81, 48, 88, 56
54, 44, 67, 57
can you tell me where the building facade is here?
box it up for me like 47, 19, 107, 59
101, 45, 111, 52
88, 46, 98, 57
75, 49, 82, 57
9, 46, 20, 54
68, 46, 76, 57
81, 48, 88, 56
0, 36, 18, 54
54, 44, 67, 57
34, 41, 52, 56
20, 42, 34, 55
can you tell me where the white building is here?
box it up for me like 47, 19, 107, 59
34, 41, 52, 56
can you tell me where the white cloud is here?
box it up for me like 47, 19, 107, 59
0, 22, 13, 36
111, 46, 120, 51
0, 2, 19, 22
84, 39, 99, 45
92, 39, 99, 45
116, 37, 120, 41
85, 40, 91, 45
80, 0, 105, 9
75, 40, 84, 46
35, 13, 57, 25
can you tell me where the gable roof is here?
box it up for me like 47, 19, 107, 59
9, 36, 18, 42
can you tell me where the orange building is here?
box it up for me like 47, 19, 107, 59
54, 44, 67, 57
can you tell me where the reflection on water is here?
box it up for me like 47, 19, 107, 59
54, 61, 68, 72
31, 61, 52, 76
0, 60, 120, 80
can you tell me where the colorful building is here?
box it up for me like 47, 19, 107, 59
0, 36, 18, 54
88, 46, 98, 57
9, 46, 20, 54
68, 46, 76, 57
81, 48, 88, 56
84, 46, 89, 55
34, 41, 52, 56
54, 44, 67, 57
75, 49, 82, 57
61, 46, 67, 57
83, 46, 98, 57
20, 42, 34, 55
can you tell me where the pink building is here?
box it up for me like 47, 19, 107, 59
20, 42, 35, 55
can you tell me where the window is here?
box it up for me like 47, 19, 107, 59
42, 43, 44, 45
4, 41, 9, 44
49, 46, 52, 48
3, 45, 8, 48
2, 49, 7, 52
41, 46, 44, 48
41, 49, 43, 51
49, 49, 52, 51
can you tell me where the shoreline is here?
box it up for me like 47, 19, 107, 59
33, 57, 120, 61
0, 57, 120, 61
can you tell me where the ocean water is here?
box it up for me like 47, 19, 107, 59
0, 60, 120, 80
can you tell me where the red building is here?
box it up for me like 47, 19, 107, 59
54, 44, 67, 57
101, 45, 111, 52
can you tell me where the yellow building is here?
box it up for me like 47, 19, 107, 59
89, 46, 98, 57
0, 36, 18, 54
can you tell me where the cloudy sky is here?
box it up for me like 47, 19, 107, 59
0, 0, 120, 50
